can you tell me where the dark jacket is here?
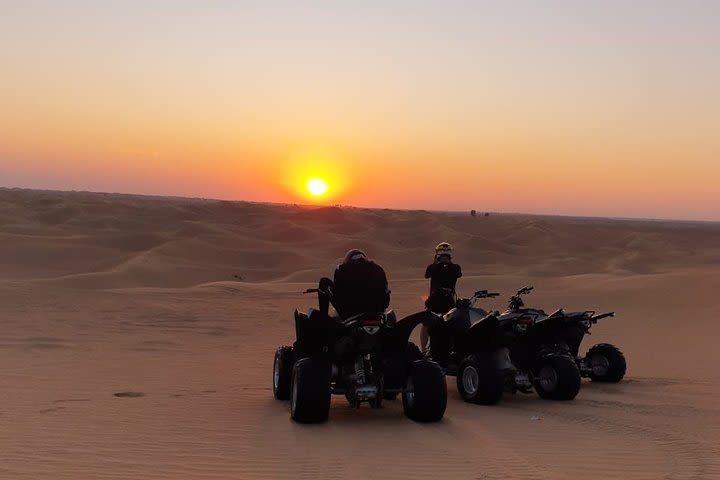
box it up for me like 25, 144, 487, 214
425, 262, 462, 294
424, 261, 462, 314
333, 259, 390, 318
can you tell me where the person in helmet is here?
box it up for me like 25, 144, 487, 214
331, 249, 391, 319
420, 242, 462, 351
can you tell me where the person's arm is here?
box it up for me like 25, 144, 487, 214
456, 264, 462, 278
424, 264, 433, 279
332, 266, 345, 315
380, 268, 390, 310
420, 325, 430, 352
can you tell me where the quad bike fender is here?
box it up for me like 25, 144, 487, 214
535, 323, 586, 357
293, 309, 340, 359
535, 350, 574, 364
466, 313, 500, 338
462, 314, 506, 353
383, 310, 440, 352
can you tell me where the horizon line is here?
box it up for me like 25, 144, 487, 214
1, 184, 718, 225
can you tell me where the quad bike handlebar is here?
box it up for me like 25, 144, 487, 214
590, 311, 615, 322
455, 289, 501, 308
516, 286, 534, 295
473, 289, 500, 299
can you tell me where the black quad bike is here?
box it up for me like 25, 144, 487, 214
507, 286, 627, 383
427, 288, 582, 405
272, 280, 447, 423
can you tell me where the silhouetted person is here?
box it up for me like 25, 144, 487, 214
421, 242, 462, 350
332, 249, 390, 318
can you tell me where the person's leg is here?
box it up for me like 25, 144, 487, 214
420, 325, 430, 352
421, 295, 438, 352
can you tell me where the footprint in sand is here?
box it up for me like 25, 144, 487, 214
113, 391, 145, 398
39, 406, 67, 414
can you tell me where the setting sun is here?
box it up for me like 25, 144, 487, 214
306, 178, 329, 197
279, 146, 350, 203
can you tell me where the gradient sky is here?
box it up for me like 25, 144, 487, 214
1, 1, 719, 220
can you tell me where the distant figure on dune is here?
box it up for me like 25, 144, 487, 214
331, 249, 391, 319
421, 242, 463, 351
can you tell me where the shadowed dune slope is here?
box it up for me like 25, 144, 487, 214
1, 188, 718, 287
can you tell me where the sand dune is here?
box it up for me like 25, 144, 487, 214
1, 187, 719, 479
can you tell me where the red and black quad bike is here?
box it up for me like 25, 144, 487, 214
426, 288, 583, 404
508, 286, 627, 383
272, 279, 447, 424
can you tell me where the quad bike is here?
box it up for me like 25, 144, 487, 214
272, 279, 447, 423
427, 288, 582, 404
507, 286, 626, 383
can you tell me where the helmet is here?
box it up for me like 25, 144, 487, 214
343, 249, 368, 264
435, 242, 453, 259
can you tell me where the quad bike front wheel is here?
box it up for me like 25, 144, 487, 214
272, 346, 295, 400
457, 353, 504, 405
402, 360, 447, 422
586, 343, 627, 382
290, 358, 331, 423
533, 354, 581, 401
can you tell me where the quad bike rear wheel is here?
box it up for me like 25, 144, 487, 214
533, 354, 581, 400
457, 353, 504, 405
384, 342, 423, 400
290, 358, 331, 423
586, 343, 627, 382
272, 346, 295, 400
402, 360, 447, 422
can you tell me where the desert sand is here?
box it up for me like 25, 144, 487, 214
1, 187, 719, 479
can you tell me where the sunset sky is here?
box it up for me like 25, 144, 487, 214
1, 1, 718, 220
